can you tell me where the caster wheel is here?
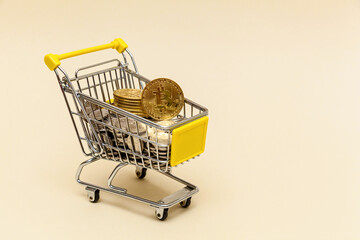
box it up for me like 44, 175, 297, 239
86, 187, 100, 203
136, 168, 147, 179
155, 208, 168, 221
180, 197, 191, 208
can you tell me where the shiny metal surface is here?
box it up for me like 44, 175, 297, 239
76, 158, 199, 209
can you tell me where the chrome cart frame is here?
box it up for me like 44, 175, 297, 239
45, 39, 208, 220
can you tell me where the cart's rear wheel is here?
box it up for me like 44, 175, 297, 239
136, 168, 147, 179
86, 187, 100, 203
155, 208, 168, 221
180, 197, 191, 208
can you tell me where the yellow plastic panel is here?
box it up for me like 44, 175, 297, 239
170, 116, 209, 166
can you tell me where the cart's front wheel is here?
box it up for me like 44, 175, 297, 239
180, 197, 192, 208
86, 187, 100, 203
136, 168, 147, 179
155, 208, 168, 221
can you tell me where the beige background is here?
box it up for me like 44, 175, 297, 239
1, 0, 360, 239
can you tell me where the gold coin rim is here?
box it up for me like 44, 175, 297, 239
113, 88, 142, 100
114, 102, 143, 107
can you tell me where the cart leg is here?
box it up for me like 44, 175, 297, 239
76, 157, 100, 185
135, 166, 147, 179
107, 162, 128, 193
86, 186, 100, 203
180, 197, 192, 208
155, 208, 169, 221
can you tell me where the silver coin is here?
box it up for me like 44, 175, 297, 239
149, 150, 169, 156
88, 108, 109, 121
147, 129, 172, 145
125, 136, 143, 153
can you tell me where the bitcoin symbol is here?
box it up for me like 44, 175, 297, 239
163, 89, 173, 107
152, 86, 174, 112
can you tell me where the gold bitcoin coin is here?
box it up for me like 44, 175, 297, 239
113, 88, 150, 118
115, 99, 140, 105
115, 105, 143, 110
114, 95, 141, 100
114, 99, 141, 106
113, 89, 142, 100
141, 78, 184, 120
115, 106, 144, 113
115, 107, 144, 113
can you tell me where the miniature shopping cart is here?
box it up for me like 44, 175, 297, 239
44, 38, 209, 220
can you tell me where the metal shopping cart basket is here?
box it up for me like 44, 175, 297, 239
44, 38, 209, 220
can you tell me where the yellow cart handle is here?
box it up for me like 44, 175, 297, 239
44, 38, 128, 71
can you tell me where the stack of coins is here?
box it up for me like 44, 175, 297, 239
147, 128, 172, 160
113, 89, 148, 117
